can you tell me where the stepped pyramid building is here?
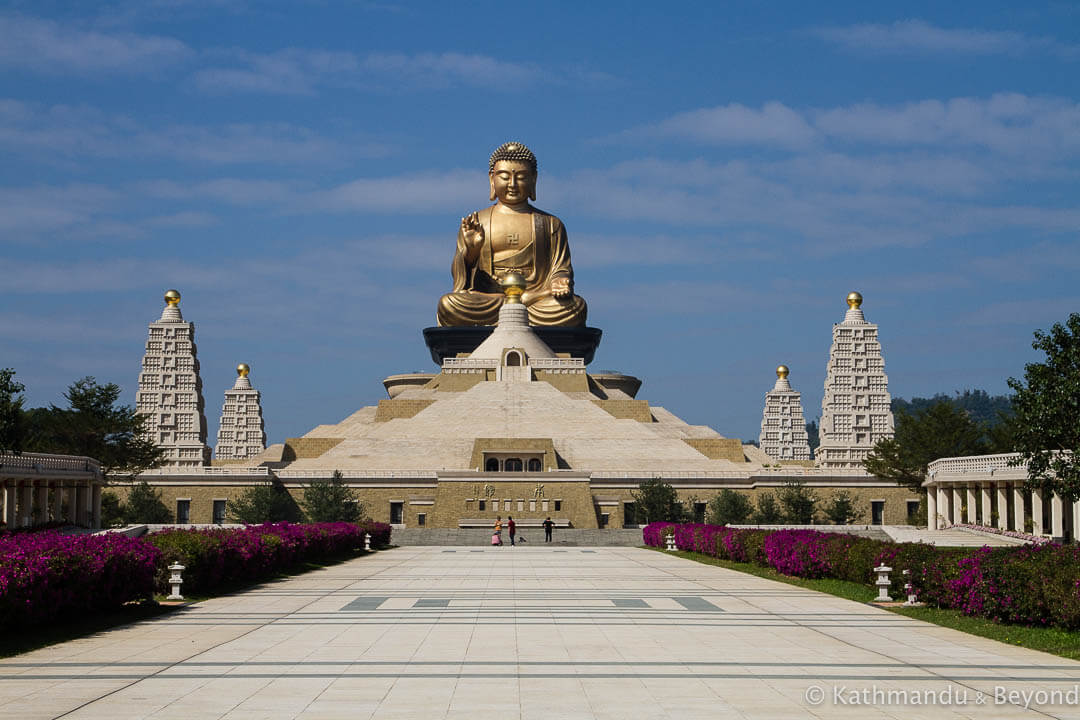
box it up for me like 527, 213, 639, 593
126, 144, 920, 528
758, 365, 811, 461
816, 292, 895, 469
135, 290, 211, 467
215, 364, 267, 461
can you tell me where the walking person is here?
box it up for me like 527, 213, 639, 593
508, 516, 516, 546
492, 516, 503, 546
543, 516, 554, 543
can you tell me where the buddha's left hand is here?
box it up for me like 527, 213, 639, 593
550, 277, 571, 298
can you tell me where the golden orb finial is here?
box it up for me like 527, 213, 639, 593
846, 291, 863, 309
237, 363, 250, 377
776, 365, 789, 379
500, 272, 526, 304
164, 289, 181, 307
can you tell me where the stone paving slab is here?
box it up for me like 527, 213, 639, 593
3, 547, 1080, 718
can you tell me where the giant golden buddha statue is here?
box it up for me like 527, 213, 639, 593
436, 142, 587, 327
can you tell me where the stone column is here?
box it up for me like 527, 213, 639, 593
966, 485, 977, 524
3, 483, 15, 527
74, 484, 87, 527
926, 488, 938, 530
1013, 484, 1024, 532
1051, 493, 1065, 541
19, 483, 33, 527
92, 485, 102, 529
980, 484, 992, 527
1072, 500, 1080, 544
996, 484, 1009, 531
34, 483, 49, 524
952, 486, 964, 525
53, 483, 64, 522
937, 486, 948, 529
1032, 489, 1045, 536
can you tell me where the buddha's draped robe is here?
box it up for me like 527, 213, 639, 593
437, 204, 587, 327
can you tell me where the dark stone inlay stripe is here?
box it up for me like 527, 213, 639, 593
414, 598, 450, 608
674, 596, 723, 612
340, 596, 389, 611
612, 598, 648, 608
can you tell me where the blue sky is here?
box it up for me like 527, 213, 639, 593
1, 1, 1077, 446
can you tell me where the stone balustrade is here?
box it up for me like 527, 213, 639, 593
1, 452, 104, 529
923, 452, 1077, 542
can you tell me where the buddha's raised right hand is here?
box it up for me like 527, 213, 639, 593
461, 212, 484, 262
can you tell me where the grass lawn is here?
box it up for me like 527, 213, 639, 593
656, 547, 1080, 661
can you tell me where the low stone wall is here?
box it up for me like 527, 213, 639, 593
391, 528, 643, 546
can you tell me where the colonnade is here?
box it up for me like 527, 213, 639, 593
0, 452, 104, 530
927, 480, 1076, 541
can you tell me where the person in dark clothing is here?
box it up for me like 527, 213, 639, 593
508, 516, 516, 546
543, 517, 554, 542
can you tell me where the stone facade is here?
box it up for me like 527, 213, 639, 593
214, 365, 267, 461
817, 293, 895, 469
136, 291, 211, 467
758, 366, 811, 461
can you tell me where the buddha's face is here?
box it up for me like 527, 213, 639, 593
489, 160, 536, 205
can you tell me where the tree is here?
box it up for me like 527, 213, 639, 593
122, 480, 172, 524
778, 480, 818, 524
864, 401, 987, 492
823, 491, 860, 525
302, 470, 363, 523
1008, 312, 1080, 501
100, 491, 125, 528
753, 491, 783, 524
631, 477, 685, 523
805, 419, 820, 458
228, 479, 303, 524
0, 368, 26, 455
707, 489, 753, 525
24, 377, 163, 480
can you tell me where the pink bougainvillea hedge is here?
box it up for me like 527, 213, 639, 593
147, 522, 374, 595
644, 522, 1080, 631
0, 531, 161, 629
0, 521, 391, 629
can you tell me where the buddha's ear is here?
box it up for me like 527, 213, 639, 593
489, 173, 496, 202
529, 173, 537, 201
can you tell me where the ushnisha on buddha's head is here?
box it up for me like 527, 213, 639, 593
488, 141, 537, 205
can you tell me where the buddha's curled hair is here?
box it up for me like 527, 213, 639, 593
489, 141, 537, 173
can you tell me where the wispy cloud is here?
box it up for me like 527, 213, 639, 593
194, 48, 598, 95
644, 102, 817, 149
621, 94, 1080, 158
0, 99, 390, 165
0, 13, 192, 74
812, 19, 1077, 59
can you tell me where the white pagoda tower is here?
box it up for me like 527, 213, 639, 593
136, 290, 211, 467
758, 365, 811, 461
816, 291, 895, 469
215, 363, 267, 460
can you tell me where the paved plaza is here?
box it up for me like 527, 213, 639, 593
3, 547, 1080, 719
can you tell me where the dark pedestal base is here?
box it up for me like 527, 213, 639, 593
422, 326, 602, 365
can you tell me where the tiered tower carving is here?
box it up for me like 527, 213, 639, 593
215, 363, 267, 460
758, 365, 811, 461
136, 290, 211, 467
817, 292, 895, 469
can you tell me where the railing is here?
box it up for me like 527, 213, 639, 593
277, 470, 439, 479
139, 466, 271, 476
927, 453, 1027, 476
531, 358, 585, 369
591, 467, 875, 480
443, 358, 498, 370
0, 452, 102, 476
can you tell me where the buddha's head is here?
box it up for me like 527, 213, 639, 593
489, 141, 537, 205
